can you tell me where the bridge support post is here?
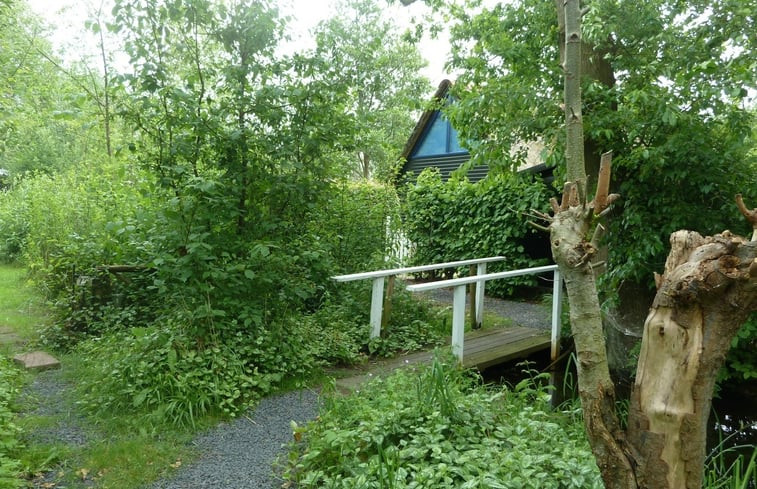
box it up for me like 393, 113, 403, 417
381, 275, 396, 334
452, 285, 466, 362
551, 269, 563, 361
370, 277, 385, 339
475, 262, 487, 328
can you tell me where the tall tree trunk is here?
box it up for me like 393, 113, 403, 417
554, 0, 615, 193
550, 3, 636, 483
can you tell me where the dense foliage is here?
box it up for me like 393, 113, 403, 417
283, 357, 603, 488
72, 282, 447, 427
442, 0, 757, 294
402, 169, 554, 295
0, 0, 442, 427
284, 355, 756, 489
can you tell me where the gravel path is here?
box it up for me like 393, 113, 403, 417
20, 368, 94, 447
20, 370, 320, 489
419, 286, 552, 330
149, 388, 320, 489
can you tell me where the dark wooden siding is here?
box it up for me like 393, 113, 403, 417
403, 154, 489, 183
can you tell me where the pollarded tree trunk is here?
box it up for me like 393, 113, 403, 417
627, 228, 757, 488
552, 188, 757, 489
549, 2, 636, 485
549, 180, 636, 489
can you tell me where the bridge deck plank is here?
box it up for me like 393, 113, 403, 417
333, 326, 551, 394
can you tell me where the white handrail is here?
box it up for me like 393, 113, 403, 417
405, 264, 558, 291
332, 256, 505, 282
406, 265, 563, 364
331, 256, 506, 338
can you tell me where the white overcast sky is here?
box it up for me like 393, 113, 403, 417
26, 0, 454, 84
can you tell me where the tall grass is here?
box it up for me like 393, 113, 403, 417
705, 424, 757, 489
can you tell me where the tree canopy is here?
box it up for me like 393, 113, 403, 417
311, 0, 429, 180
443, 0, 757, 292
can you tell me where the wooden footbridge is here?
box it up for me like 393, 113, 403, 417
332, 257, 563, 371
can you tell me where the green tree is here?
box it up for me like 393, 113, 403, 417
109, 0, 357, 338
399, 0, 756, 487
311, 0, 430, 181
445, 0, 756, 297
0, 0, 111, 175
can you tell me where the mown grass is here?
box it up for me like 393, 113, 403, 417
0, 264, 50, 345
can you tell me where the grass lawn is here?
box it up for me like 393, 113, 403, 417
0, 264, 51, 347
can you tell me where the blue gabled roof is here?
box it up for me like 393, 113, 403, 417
399, 80, 486, 182
410, 110, 467, 158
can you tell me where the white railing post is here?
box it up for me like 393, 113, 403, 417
370, 277, 385, 339
332, 256, 507, 343
551, 268, 563, 361
475, 262, 487, 328
452, 285, 467, 363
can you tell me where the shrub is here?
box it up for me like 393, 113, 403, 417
74, 320, 319, 428
402, 169, 554, 296
301, 282, 448, 366
283, 357, 602, 488
0, 356, 23, 488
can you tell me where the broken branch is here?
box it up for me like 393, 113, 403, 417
529, 221, 550, 233
735, 194, 757, 240
550, 197, 560, 214
591, 223, 606, 249
560, 182, 573, 211
593, 151, 612, 215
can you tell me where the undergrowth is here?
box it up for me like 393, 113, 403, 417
71, 283, 447, 429
0, 356, 23, 489
282, 355, 603, 489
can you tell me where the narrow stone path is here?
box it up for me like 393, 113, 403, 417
149, 389, 320, 489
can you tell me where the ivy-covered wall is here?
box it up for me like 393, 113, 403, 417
401, 169, 554, 296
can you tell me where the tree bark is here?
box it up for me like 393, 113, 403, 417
550, 193, 637, 489
554, 0, 615, 193
627, 231, 757, 488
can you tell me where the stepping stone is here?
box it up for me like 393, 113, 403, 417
13, 351, 61, 371
334, 374, 372, 395
0, 331, 22, 345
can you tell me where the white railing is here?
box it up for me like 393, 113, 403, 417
406, 264, 563, 363
332, 256, 506, 339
